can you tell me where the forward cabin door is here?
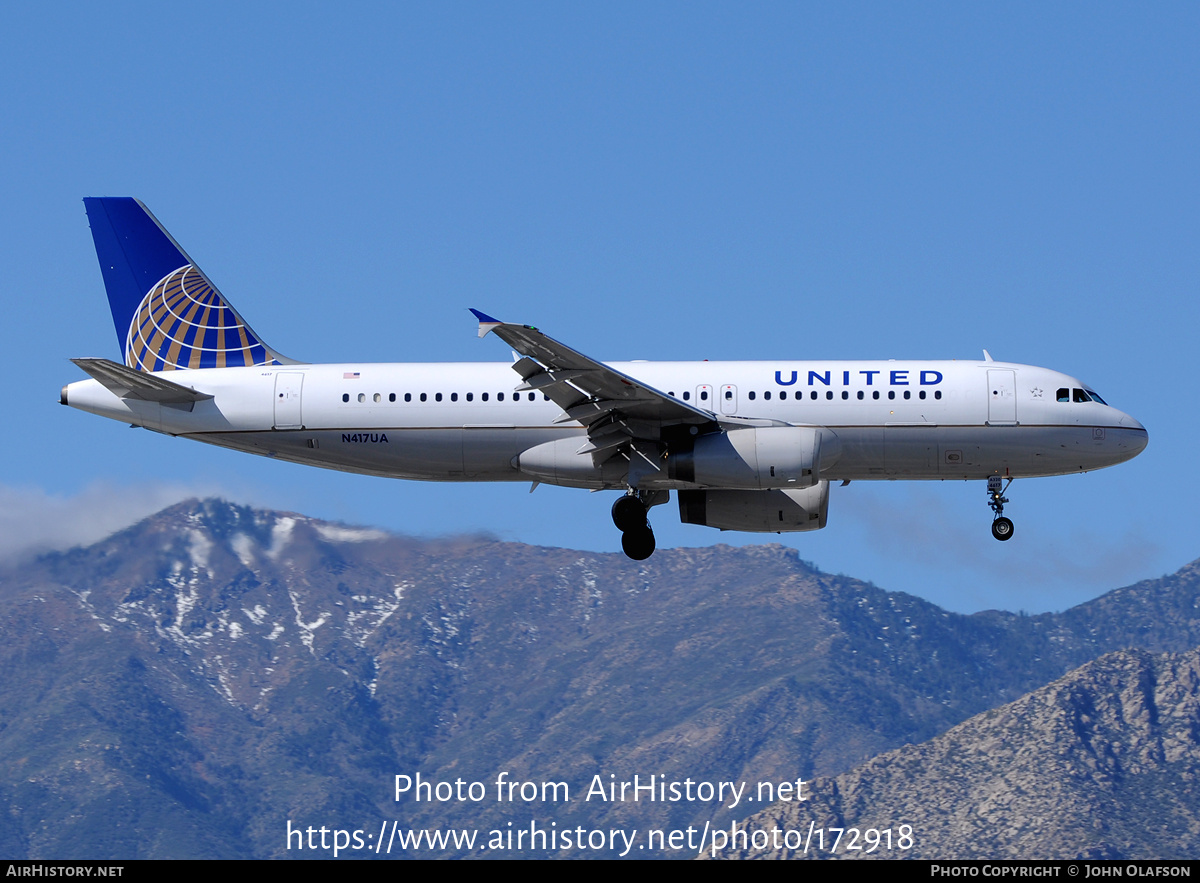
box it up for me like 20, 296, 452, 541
987, 369, 1017, 425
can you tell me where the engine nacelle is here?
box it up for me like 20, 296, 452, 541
677, 482, 829, 532
517, 436, 628, 488
670, 426, 824, 489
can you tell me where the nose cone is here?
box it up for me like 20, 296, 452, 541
1115, 411, 1149, 458
1118, 412, 1145, 432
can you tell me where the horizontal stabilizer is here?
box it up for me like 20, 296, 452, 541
71, 358, 214, 404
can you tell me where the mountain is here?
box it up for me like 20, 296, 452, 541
0, 498, 1198, 858
711, 647, 1200, 860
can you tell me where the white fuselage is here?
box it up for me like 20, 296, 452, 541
63, 358, 1148, 487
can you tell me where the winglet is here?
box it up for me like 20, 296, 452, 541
470, 308, 503, 339
982, 349, 994, 362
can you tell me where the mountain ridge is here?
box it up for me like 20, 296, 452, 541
2, 497, 1197, 858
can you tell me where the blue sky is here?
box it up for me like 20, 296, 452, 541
2, 3, 1196, 613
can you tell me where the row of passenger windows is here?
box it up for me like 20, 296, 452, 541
341, 388, 943, 404
672, 389, 941, 402
343, 391, 548, 404
742, 389, 941, 401
1058, 388, 1106, 404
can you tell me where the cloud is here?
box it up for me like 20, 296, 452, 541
0, 481, 228, 563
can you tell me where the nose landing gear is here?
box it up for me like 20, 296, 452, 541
612, 490, 667, 560
987, 475, 1014, 541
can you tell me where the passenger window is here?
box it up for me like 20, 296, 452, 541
1057, 388, 1070, 402
872, 391, 879, 400
482, 392, 488, 402
888, 391, 896, 400
841, 391, 849, 400
389, 393, 396, 402
435, 393, 443, 402
701, 391, 709, 401
919, 390, 926, 400
810, 391, 817, 400
529, 393, 536, 401
466, 392, 473, 402
857, 390, 864, 400
826, 391, 833, 400
498, 393, 504, 401
903, 390, 911, 400
725, 390, 732, 400
934, 390, 942, 400
404, 393, 412, 402
450, 393, 458, 402
357, 393, 365, 403
420, 393, 427, 402
683, 391, 690, 401
764, 391, 772, 400
373, 393, 381, 403
748, 391, 756, 401
342, 393, 349, 403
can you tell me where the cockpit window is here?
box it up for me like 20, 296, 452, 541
1057, 388, 1070, 402
1086, 389, 1107, 405
1072, 388, 1091, 403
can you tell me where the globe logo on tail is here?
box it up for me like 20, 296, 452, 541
126, 265, 276, 371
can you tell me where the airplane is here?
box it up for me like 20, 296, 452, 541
62, 198, 1149, 560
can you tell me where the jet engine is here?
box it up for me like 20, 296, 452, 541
677, 482, 829, 532
668, 426, 826, 489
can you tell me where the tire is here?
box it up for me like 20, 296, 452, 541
621, 527, 656, 560
991, 517, 1014, 541
612, 495, 647, 532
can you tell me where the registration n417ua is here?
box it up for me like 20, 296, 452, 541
63, 199, 1148, 559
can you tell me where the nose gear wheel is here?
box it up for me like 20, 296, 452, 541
987, 476, 1015, 542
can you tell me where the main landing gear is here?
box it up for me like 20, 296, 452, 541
987, 475, 1014, 542
612, 491, 668, 560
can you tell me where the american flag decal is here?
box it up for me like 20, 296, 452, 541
344, 372, 360, 379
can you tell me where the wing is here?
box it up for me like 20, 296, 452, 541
471, 310, 719, 483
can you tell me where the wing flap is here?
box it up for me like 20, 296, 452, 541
472, 309, 721, 489
472, 311, 714, 428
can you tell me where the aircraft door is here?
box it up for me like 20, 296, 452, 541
720, 384, 738, 415
696, 384, 714, 411
986, 370, 1017, 425
274, 372, 304, 429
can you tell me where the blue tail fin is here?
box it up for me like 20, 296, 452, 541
83, 198, 290, 371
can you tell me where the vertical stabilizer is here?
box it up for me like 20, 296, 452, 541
83, 198, 291, 371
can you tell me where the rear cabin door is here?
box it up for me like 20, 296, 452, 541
273, 373, 304, 429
